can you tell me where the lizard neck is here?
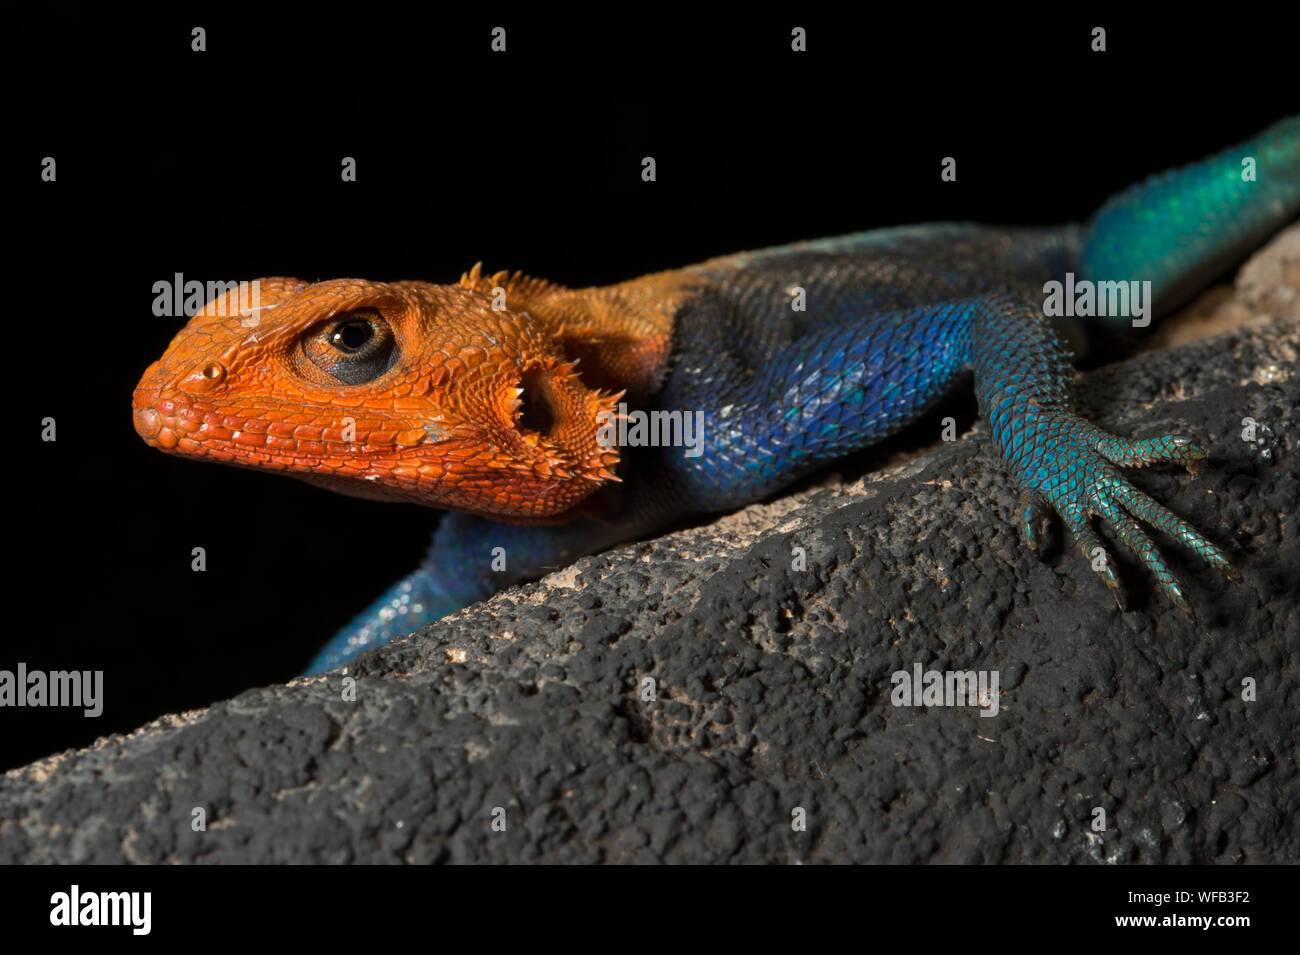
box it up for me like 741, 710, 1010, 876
459, 264, 691, 400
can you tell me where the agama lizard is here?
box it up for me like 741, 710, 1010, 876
133, 118, 1300, 674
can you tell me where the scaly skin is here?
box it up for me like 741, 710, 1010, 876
134, 117, 1300, 673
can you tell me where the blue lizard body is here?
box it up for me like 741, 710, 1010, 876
304, 117, 1300, 674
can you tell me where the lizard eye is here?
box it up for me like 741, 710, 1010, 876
331, 319, 374, 351
301, 309, 397, 385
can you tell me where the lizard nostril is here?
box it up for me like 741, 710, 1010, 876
177, 361, 227, 395
518, 369, 555, 436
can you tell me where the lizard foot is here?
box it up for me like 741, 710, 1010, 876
1007, 414, 1236, 613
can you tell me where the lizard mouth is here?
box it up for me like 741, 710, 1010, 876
131, 351, 625, 519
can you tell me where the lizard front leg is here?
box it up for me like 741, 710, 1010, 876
302, 514, 590, 673
657, 289, 1233, 610
962, 291, 1234, 610
303, 476, 668, 673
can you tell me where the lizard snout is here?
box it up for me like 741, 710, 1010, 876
133, 403, 162, 441
131, 365, 166, 444
131, 381, 184, 451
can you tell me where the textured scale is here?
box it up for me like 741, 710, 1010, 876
132, 118, 1300, 673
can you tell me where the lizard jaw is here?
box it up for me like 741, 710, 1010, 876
131, 354, 625, 519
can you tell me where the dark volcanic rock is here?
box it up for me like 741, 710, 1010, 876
2, 231, 1298, 864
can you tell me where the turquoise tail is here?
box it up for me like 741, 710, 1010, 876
1081, 116, 1300, 325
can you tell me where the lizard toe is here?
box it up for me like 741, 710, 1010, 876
1107, 479, 1235, 576
1093, 430, 1208, 472
1061, 507, 1126, 609
1017, 492, 1051, 553
1092, 490, 1193, 614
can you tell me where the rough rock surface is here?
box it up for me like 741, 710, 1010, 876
3, 230, 1297, 864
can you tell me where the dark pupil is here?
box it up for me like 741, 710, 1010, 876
332, 320, 373, 351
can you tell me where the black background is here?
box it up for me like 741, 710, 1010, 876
7, 8, 1296, 771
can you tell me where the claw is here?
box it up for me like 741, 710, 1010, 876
1020, 515, 1040, 552
1095, 550, 1126, 608
1167, 579, 1192, 613
1018, 496, 1049, 553
1173, 438, 1208, 475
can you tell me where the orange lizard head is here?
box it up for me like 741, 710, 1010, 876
132, 274, 623, 520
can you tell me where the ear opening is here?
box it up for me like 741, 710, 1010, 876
518, 367, 557, 436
